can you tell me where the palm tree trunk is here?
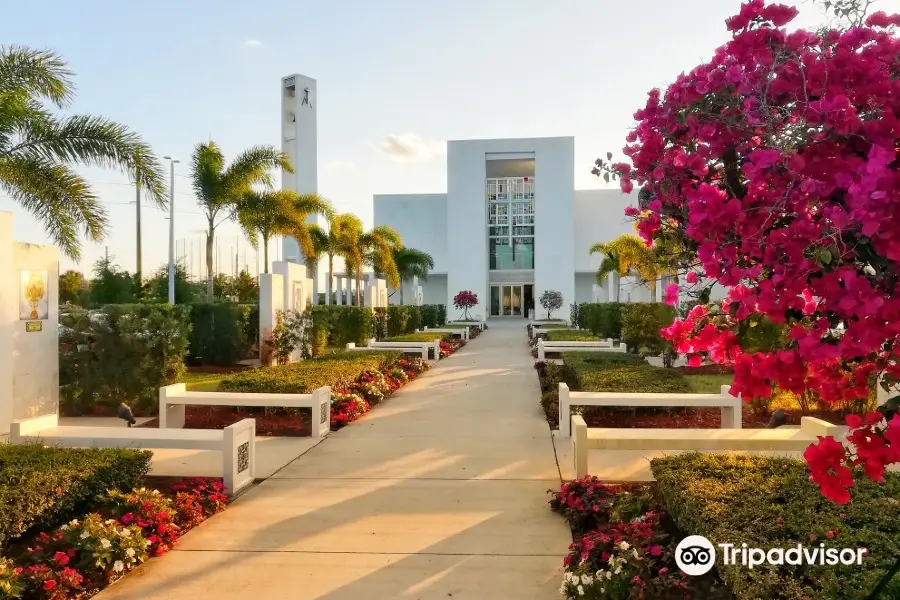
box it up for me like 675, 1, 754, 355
356, 271, 362, 306
262, 234, 270, 274
205, 226, 215, 301
400, 282, 404, 305
651, 278, 658, 303
327, 253, 334, 305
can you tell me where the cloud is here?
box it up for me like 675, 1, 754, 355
244, 39, 263, 48
325, 159, 356, 172
372, 134, 445, 164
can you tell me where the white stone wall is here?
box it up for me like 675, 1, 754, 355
0, 212, 59, 434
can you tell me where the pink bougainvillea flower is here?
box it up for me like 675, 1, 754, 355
663, 283, 679, 306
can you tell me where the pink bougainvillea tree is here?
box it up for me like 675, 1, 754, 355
453, 290, 478, 320
596, 0, 900, 503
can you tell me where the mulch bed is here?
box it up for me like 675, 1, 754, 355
581, 405, 848, 429
138, 406, 312, 437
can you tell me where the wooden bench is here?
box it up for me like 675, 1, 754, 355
416, 326, 469, 341
537, 339, 624, 360
570, 414, 842, 478
160, 384, 331, 438
558, 383, 742, 437
10, 414, 256, 496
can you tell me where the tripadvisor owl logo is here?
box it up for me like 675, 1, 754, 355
676, 536, 716, 576
675, 535, 869, 576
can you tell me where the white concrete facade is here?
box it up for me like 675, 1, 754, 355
374, 136, 641, 318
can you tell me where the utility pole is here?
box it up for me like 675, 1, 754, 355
163, 156, 179, 304
135, 172, 142, 281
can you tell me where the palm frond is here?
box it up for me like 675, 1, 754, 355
3, 113, 167, 206
394, 248, 434, 282
191, 141, 226, 218
222, 145, 293, 198
0, 154, 107, 258
0, 46, 73, 107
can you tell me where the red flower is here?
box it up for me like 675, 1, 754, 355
44, 580, 57, 590
52, 551, 69, 566
804, 437, 854, 504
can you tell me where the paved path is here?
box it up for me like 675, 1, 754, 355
100, 321, 569, 600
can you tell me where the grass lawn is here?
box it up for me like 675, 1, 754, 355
683, 373, 733, 394
181, 371, 223, 392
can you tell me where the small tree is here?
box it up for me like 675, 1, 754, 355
453, 290, 478, 320
539, 290, 563, 319
59, 270, 87, 306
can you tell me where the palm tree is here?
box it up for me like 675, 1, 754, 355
236, 189, 332, 274
390, 248, 434, 305
0, 46, 167, 259
590, 242, 622, 302
190, 141, 292, 299
307, 213, 358, 304
339, 215, 403, 306
591, 234, 663, 302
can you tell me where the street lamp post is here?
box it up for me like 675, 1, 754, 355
163, 156, 179, 304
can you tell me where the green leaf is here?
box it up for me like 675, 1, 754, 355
603, 172, 610, 183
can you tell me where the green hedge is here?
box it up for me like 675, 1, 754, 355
382, 332, 449, 343
576, 303, 624, 338
0, 445, 151, 549
562, 351, 691, 393
620, 303, 676, 354
652, 453, 900, 600
218, 350, 400, 393
544, 330, 599, 342
59, 304, 192, 415
187, 303, 255, 366
421, 304, 445, 328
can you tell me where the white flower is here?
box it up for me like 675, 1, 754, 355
632, 548, 640, 559
614, 566, 622, 575
80, 531, 90, 540
70, 519, 80, 526
119, 528, 131, 538
606, 571, 612, 580
618, 541, 630, 551
100, 538, 112, 549
113, 560, 125, 573
576, 585, 584, 596
580, 574, 592, 585
126, 548, 136, 558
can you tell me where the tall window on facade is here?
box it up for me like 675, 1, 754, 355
487, 177, 534, 270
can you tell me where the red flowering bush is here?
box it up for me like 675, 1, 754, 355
549, 476, 656, 533
102, 488, 180, 556
596, 0, 900, 502
452, 290, 478, 320
329, 391, 369, 429
170, 478, 228, 527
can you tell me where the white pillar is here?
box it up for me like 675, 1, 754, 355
335, 277, 343, 305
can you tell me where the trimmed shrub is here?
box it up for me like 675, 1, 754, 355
59, 304, 191, 415
544, 330, 599, 342
652, 453, 900, 600
577, 303, 624, 338
620, 302, 676, 354
330, 306, 374, 346
406, 305, 423, 332
387, 306, 411, 337
218, 350, 400, 394
437, 304, 447, 326
577, 365, 691, 393
187, 303, 255, 366
0, 445, 151, 549
382, 332, 449, 343
420, 304, 446, 328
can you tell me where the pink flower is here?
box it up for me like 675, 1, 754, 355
685, 272, 699, 284
663, 283, 680, 306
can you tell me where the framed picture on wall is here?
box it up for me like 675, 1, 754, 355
292, 282, 303, 311
19, 269, 49, 320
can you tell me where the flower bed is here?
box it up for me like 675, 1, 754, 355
213, 351, 429, 431
0, 445, 151, 549
0, 477, 227, 600
549, 476, 729, 599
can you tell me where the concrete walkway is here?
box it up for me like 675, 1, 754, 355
100, 321, 569, 600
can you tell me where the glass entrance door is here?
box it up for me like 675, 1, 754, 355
490, 284, 525, 317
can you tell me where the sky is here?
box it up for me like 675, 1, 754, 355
2, 0, 893, 277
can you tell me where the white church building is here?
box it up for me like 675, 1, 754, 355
374, 137, 650, 318
279, 73, 653, 318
